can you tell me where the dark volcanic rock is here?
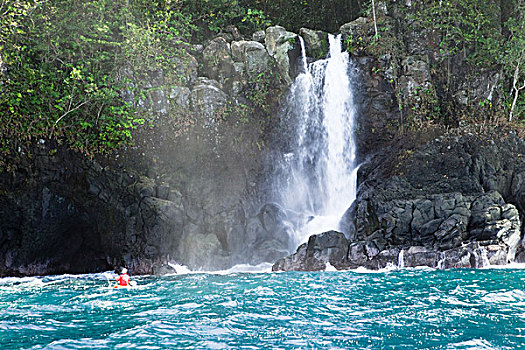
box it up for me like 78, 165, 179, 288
276, 129, 525, 271
273, 231, 349, 271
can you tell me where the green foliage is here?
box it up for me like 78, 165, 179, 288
0, 0, 288, 160
215, 102, 252, 126
178, 0, 270, 39
0, 0, 196, 157
502, 2, 525, 121
343, 34, 364, 55
246, 67, 282, 113
403, 0, 503, 67
175, 0, 364, 36
410, 0, 525, 122
353, 0, 525, 126
242, 8, 271, 33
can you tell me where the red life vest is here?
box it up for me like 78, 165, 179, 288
117, 273, 130, 286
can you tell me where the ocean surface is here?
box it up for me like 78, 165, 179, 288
2, 265, 525, 349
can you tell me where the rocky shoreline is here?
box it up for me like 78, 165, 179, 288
273, 230, 523, 272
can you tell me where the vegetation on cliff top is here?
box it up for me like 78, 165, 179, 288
0, 0, 207, 159
354, 0, 525, 127
1, 0, 524, 162
0, 0, 364, 162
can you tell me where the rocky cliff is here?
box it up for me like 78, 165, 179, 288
274, 128, 525, 271
0, 25, 305, 276
1, 2, 524, 276
274, 2, 525, 271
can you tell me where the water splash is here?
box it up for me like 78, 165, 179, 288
437, 252, 446, 269
277, 34, 358, 246
480, 248, 490, 268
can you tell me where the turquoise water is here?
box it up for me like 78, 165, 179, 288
2, 268, 525, 349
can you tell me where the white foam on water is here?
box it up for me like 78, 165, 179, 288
324, 262, 338, 271
204, 262, 274, 275
244, 286, 276, 296
0, 276, 47, 290
447, 338, 495, 350
481, 289, 525, 304
167, 262, 192, 275
349, 265, 400, 274
166, 262, 274, 276
218, 300, 238, 307
482, 262, 525, 269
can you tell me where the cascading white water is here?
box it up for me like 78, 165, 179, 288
278, 34, 358, 246
480, 248, 490, 268
398, 249, 405, 268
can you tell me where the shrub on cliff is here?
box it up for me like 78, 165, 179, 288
0, 0, 201, 162
0, 0, 291, 164
349, 0, 525, 128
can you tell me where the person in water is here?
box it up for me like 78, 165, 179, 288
116, 267, 130, 287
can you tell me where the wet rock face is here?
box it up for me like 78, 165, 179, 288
202, 37, 236, 85
0, 140, 295, 276
0, 147, 114, 276
351, 191, 521, 258
337, 6, 505, 161
298, 28, 328, 59
274, 130, 525, 271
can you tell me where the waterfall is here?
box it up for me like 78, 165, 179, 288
437, 252, 446, 269
277, 34, 358, 246
398, 249, 405, 268
480, 248, 490, 268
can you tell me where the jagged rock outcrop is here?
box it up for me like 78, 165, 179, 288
339, 4, 505, 159
264, 26, 298, 84
298, 28, 328, 60
202, 37, 236, 85
274, 129, 525, 271
273, 231, 349, 271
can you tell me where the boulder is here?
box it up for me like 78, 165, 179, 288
272, 243, 308, 272
265, 26, 298, 84
272, 231, 349, 271
169, 86, 191, 109
177, 224, 228, 270
219, 25, 243, 42
173, 52, 199, 85
244, 203, 292, 259
190, 77, 228, 121
152, 263, 177, 275
202, 37, 236, 84
231, 40, 271, 77
402, 246, 440, 268
299, 28, 328, 59
252, 30, 266, 43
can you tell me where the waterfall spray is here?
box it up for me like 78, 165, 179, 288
277, 34, 358, 246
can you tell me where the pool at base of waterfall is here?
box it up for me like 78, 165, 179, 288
2, 268, 525, 349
